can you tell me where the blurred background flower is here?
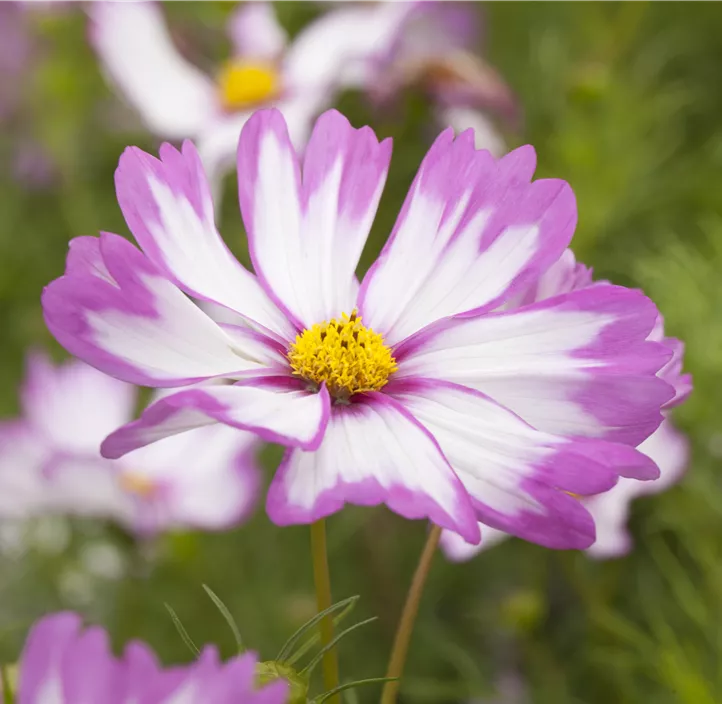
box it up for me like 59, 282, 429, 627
0, 2, 719, 702
12, 611, 290, 704
0, 351, 261, 535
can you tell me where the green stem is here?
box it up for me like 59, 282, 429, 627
310, 519, 340, 703
381, 525, 442, 704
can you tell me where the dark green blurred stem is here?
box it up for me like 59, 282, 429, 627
310, 519, 340, 703
381, 525, 442, 704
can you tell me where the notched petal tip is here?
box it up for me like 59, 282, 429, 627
240, 105, 288, 136
498, 143, 537, 179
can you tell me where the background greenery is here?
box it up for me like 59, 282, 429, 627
1, 2, 720, 702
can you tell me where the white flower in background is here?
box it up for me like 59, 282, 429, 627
89, 0, 411, 191
0, 352, 260, 535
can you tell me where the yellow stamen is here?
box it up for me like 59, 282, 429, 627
288, 311, 397, 401
119, 472, 156, 498
217, 60, 279, 110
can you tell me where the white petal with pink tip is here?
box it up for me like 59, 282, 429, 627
266, 394, 479, 542
89, 2, 217, 138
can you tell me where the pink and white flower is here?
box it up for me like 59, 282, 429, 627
0, 352, 259, 534
89, 1, 411, 188
43, 108, 675, 549
15, 611, 288, 704
440, 251, 691, 560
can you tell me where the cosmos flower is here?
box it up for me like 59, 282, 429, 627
440, 251, 691, 560
14, 611, 288, 704
89, 0, 411, 189
0, 352, 259, 534
43, 108, 675, 548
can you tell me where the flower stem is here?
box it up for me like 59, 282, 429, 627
381, 524, 442, 704
310, 519, 340, 703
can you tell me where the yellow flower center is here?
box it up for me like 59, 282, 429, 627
288, 311, 397, 401
119, 472, 157, 498
217, 60, 279, 110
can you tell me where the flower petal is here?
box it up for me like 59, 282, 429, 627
440, 418, 686, 562
18, 615, 286, 704
89, 2, 217, 138
196, 98, 323, 201
229, 2, 287, 60
125, 423, 261, 532
266, 393, 479, 542
506, 247, 594, 308
440, 524, 508, 563
396, 286, 675, 446
101, 377, 330, 459
121, 642, 163, 703
586, 418, 689, 559
43, 234, 275, 387
21, 352, 136, 454
238, 108, 392, 327
59, 626, 121, 703
42, 455, 136, 528
18, 612, 82, 704
282, 3, 414, 92
391, 379, 652, 549
441, 107, 506, 156
0, 422, 52, 519
64, 236, 113, 281
358, 137, 576, 345
115, 141, 294, 340
647, 317, 692, 409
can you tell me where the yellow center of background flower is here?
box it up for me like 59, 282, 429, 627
217, 60, 279, 110
119, 472, 157, 498
288, 311, 397, 400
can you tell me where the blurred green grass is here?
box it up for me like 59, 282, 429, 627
2, 2, 722, 702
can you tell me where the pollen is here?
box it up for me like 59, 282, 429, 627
288, 311, 397, 400
119, 472, 157, 498
217, 60, 279, 110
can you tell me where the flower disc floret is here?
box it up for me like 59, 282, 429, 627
288, 311, 397, 400
218, 60, 279, 110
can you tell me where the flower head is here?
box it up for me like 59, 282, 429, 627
15, 612, 289, 704
439, 250, 691, 560
0, 352, 260, 534
43, 108, 675, 549
89, 1, 412, 185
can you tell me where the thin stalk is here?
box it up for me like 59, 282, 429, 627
310, 519, 340, 703
381, 525, 442, 704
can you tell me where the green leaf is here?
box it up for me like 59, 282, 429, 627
285, 597, 362, 667
312, 677, 398, 704
164, 603, 200, 657
276, 595, 359, 663
300, 617, 378, 676
202, 583, 244, 651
